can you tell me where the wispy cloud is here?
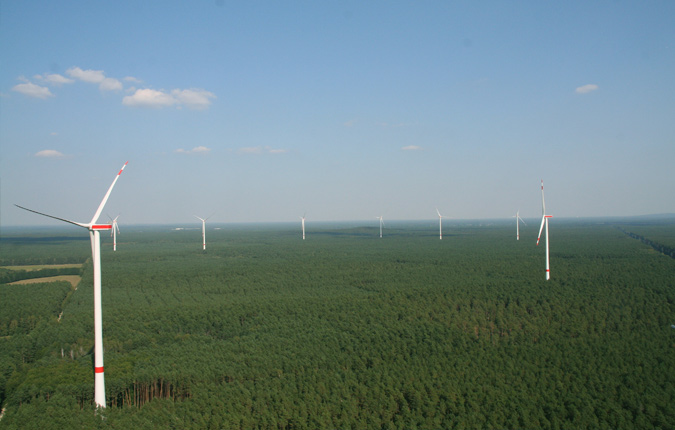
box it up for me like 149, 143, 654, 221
123, 89, 176, 108
66, 67, 122, 91
175, 146, 211, 154
100, 77, 123, 91
66, 67, 104, 83
239, 147, 263, 154
172, 89, 216, 110
379, 121, 419, 128
123, 88, 215, 110
12, 66, 215, 110
238, 146, 287, 155
34, 73, 74, 86
401, 145, 422, 151
12, 81, 53, 99
35, 149, 65, 158
575, 84, 598, 94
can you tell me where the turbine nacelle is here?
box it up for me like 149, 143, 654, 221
92, 224, 113, 231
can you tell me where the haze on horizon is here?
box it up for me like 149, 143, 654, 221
1, 1, 673, 227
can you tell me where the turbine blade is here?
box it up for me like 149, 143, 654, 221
195, 215, 205, 221
541, 180, 546, 215
436, 208, 442, 218
536, 215, 546, 245
15, 204, 86, 228
519, 215, 527, 225
90, 161, 128, 225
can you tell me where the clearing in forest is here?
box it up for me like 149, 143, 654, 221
9, 275, 81, 289
1, 263, 83, 271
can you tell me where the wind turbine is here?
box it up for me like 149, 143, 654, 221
300, 213, 306, 240
513, 210, 526, 240
536, 180, 553, 280
194, 215, 212, 250
376, 215, 384, 238
109, 215, 120, 251
436, 208, 444, 240
15, 161, 128, 409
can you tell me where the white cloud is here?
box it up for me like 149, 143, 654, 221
575, 84, 599, 94
123, 88, 215, 109
175, 146, 211, 154
268, 148, 288, 154
172, 89, 215, 110
123, 89, 177, 108
100, 77, 123, 91
34, 73, 74, 86
401, 145, 422, 151
35, 149, 64, 158
15, 66, 216, 110
12, 82, 53, 99
66, 67, 122, 91
66, 67, 106, 83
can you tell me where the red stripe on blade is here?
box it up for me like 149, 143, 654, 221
95, 367, 104, 373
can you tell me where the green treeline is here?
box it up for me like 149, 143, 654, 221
0, 222, 674, 429
618, 227, 675, 259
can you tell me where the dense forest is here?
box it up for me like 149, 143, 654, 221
1, 219, 674, 429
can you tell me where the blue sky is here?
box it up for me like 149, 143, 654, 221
1, 1, 674, 227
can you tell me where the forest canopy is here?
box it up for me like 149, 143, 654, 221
1, 219, 674, 429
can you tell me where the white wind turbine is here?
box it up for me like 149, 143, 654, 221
109, 215, 120, 251
15, 161, 128, 409
194, 214, 213, 250
536, 180, 553, 280
376, 215, 384, 238
300, 213, 306, 240
436, 208, 444, 240
513, 210, 526, 240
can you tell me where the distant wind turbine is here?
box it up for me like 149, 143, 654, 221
109, 215, 120, 251
301, 213, 306, 240
536, 180, 553, 280
436, 208, 444, 240
195, 214, 213, 250
15, 161, 128, 409
376, 215, 384, 238
513, 210, 526, 240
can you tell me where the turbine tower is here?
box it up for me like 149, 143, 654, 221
194, 215, 212, 250
436, 208, 444, 240
513, 210, 526, 240
376, 215, 384, 238
536, 180, 553, 280
16, 161, 128, 409
301, 213, 306, 240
